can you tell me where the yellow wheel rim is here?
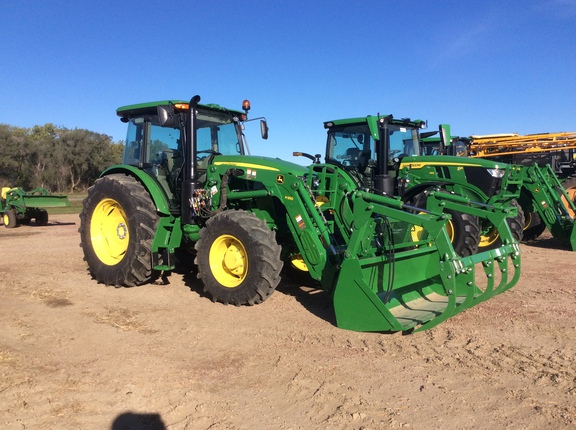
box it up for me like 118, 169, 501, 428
3, 214, 8, 226
409, 211, 429, 242
209, 234, 248, 287
523, 212, 532, 231
410, 213, 456, 244
479, 226, 499, 247
445, 219, 456, 243
90, 198, 129, 266
290, 254, 309, 272
410, 224, 424, 241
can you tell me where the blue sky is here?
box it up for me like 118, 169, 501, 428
1, 0, 575, 164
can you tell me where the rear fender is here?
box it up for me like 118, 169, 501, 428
101, 165, 171, 215
100, 165, 184, 271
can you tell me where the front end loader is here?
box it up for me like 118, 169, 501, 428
79, 98, 521, 333
426, 130, 576, 250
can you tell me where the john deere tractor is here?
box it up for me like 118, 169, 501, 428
79, 97, 521, 333
296, 116, 524, 257
427, 130, 576, 250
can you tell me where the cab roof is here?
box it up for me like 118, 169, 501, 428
116, 100, 243, 118
323, 115, 426, 140
323, 115, 424, 128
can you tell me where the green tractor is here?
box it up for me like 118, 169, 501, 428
79, 97, 521, 333
427, 131, 576, 250
1, 187, 69, 228
298, 116, 524, 257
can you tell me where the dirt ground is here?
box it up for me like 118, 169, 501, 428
0, 213, 575, 430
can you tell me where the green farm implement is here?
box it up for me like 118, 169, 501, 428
1, 187, 69, 228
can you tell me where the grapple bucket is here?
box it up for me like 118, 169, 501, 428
331, 192, 521, 333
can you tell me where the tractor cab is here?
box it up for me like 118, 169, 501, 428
323, 115, 425, 193
116, 99, 267, 209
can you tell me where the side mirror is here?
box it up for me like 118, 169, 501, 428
260, 119, 269, 140
158, 105, 175, 127
439, 124, 451, 148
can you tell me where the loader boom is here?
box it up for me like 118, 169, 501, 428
425, 129, 576, 250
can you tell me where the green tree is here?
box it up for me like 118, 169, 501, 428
0, 124, 30, 188
59, 128, 121, 192
0, 123, 124, 192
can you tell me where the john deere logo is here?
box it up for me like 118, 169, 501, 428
276, 175, 284, 184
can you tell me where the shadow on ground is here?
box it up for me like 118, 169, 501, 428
179, 264, 338, 328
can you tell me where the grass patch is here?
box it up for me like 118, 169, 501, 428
47, 192, 86, 215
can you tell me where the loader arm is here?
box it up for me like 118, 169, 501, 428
520, 164, 576, 250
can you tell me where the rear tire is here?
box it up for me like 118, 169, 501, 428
195, 210, 283, 305
36, 209, 49, 226
79, 174, 159, 287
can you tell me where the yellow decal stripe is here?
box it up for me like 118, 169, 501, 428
214, 161, 279, 171
401, 162, 487, 168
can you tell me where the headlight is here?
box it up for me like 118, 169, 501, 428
487, 168, 505, 178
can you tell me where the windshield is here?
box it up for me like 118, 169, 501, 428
326, 122, 421, 168
326, 124, 374, 168
123, 108, 243, 166
196, 110, 243, 156
388, 124, 421, 158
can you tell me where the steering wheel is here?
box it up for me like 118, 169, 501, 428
196, 149, 218, 162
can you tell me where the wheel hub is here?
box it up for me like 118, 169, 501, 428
116, 222, 128, 239
479, 226, 499, 247
223, 245, 244, 275
210, 234, 248, 287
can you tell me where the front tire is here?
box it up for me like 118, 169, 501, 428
79, 174, 159, 287
195, 210, 283, 305
444, 209, 481, 257
479, 200, 524, 250
406, 191, 480, 257
522, 211, 546, 242
3, 209, 18, 228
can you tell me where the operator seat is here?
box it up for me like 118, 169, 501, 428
345, 148, 361, 167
